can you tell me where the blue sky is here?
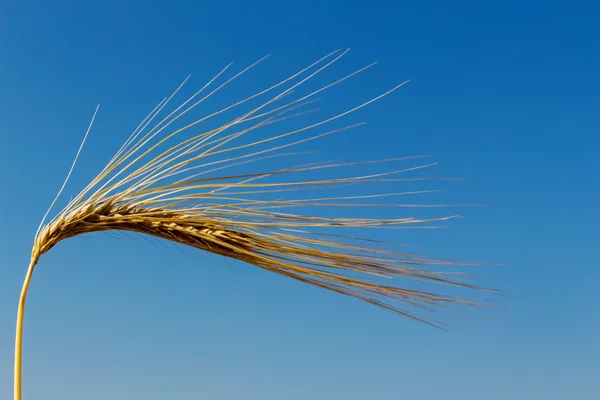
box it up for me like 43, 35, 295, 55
1, 1, 599, 399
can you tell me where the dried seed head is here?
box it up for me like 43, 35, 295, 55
32, 50, 497, 329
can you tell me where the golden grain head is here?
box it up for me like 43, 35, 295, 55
31, 49, 497, 330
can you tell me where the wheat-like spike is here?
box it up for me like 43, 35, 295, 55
15, 50, 496, 400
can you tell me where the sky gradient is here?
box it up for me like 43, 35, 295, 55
1, 1, 599, 399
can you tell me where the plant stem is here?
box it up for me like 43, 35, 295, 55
14, 260, 37, 400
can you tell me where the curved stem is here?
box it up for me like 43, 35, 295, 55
14, 260, 37, 400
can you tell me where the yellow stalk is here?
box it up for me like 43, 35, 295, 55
14, 259, 37, 400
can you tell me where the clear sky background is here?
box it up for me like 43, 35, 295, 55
1, 1, 599, 399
